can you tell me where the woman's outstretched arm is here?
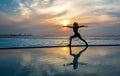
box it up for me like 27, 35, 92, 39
78, 25, 88, 28
63, 26, 73, 28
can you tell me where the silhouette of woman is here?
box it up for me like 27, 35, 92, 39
64, 45, 88, 69
64, 22, 88, 46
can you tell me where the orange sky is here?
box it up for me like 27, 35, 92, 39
0, 0, 120, 36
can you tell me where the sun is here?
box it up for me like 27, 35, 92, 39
61, 20, 70, 26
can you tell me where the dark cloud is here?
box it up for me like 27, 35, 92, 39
0, 24, 31, 35
103, 0, 120, 4
82, 23, 120, 36
107, 12, 120, 18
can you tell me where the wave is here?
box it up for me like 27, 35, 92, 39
0, 38, 120, 48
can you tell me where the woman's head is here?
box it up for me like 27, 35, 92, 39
73, 22, 78, 27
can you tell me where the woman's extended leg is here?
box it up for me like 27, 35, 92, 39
78, 36, 88, 46
69, 35, 76, 46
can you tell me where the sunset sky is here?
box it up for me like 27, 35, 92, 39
0, 0, 120, 36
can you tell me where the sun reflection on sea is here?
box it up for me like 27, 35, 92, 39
62, 47, 68, 51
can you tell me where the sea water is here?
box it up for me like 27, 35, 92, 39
0, 36, 120, 48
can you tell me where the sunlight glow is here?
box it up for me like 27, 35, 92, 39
62, 47, 68, 51
61, 20, 70, 26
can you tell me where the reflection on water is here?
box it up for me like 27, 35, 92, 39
64, 45, 88, 69
0, 46, 120, 76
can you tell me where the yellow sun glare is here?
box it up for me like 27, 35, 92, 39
62, 47, 68, 51
61, 20, 69, 26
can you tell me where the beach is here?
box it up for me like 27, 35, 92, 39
0, 46, 120, 76
0, 0, 120, 76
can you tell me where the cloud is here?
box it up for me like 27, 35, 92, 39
0, 12, 25, 23
107, 12, 120, 18
0, 0, 120, 35
12, 0, 120, 23
14, 0, 68, 19
0, 12, 63, 35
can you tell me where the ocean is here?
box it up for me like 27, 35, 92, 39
0, 36, 120, 76
0, 36, 120, 48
